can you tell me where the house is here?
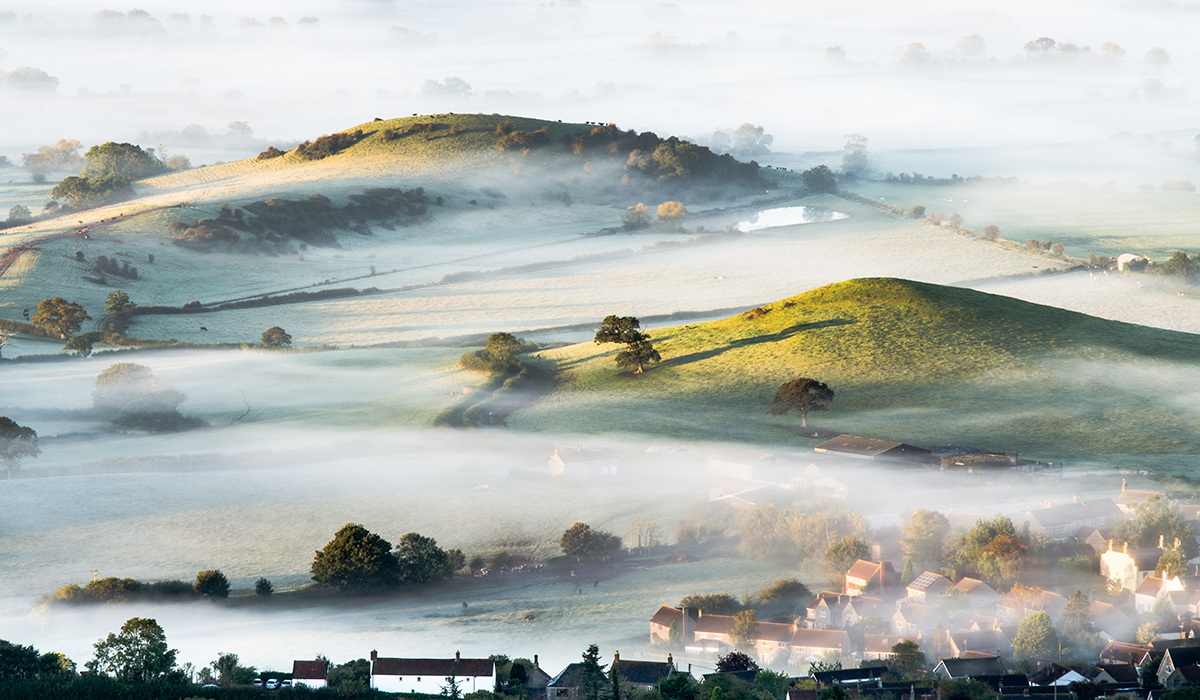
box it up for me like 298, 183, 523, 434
1001, 589, 1066, 619
861, 634, 919, 661
952, 578, 1001, 611
1015, 499, 1124, 543
370, 652, 495, 694
845, 560, 894, 597
892, 603, 946, 637
966, 615, 1002, 632
708, 448, 774, 480
1075, 527, 1112, 554
906, 572, 952, 604
789, 628, 850, 666
689, 611, 736, 654
807, 592, 850, 629
1099, 639, 1153, 668
1077, 664, 1139, 686
292, 660, 328, 689
1116, 482, 1165, 514
947, 630, 1012, 658
934, 656, 1007, 680
753, 622, 799, 666
1028, 663, 1087, 687
525, 657, 552, 700
811, 667, 885, 685
813, 436, 934, 465
1135, 573, 1186, 614
649, 606, 694, 645
548, 652, 677, 700
1158, 646, 1200, 687
843, 597, 893, 627
1087, 601, 1135, 641
549, 445, 620, 481
1162, 664, 1200, 689
1102, 543, 1164, 593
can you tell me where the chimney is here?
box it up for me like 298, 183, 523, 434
1108, 538, 1113, 551
1122, 479, 1127, 492
1073, 496, 1079, 504
1176, 538, 1181, 549
613, 651, 619, 666
534, 655, 539, 668
456, 651, 461, 662
667, 654, 673, 667
371, 650, 378, 662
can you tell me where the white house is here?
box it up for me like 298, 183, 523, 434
1101, 543, 1164, 593
370, 652, 495, 694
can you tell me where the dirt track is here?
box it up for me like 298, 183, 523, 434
0, 205, 179, 278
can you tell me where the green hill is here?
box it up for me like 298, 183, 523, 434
514, 278, 1200, 470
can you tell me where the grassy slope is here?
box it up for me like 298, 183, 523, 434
513, 277, 1200, 469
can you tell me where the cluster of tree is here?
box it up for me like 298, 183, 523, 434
1024, 238, 1066, 256
704, 124, 774, 158
621, 203, 652, 230
495, 125, 551, 152
669, 579, 813, 635
0, 416, 39, 479
91, 254, 139, 280
293, 129, 365, 161
560, 522, 623, 562
882, 172, 1010, 187
82, 142, 167, 180
1149, 251, 1200, 283
1112, 495, 1199, 559
50, 172, 136, 209
460, 332, 531, 376
738, 501, 869, 565
256, 145, 285, 160
22, 138, 84, 178
310, 523, 465, 591
135, 120, 273, 153
593, 315, 660, 374
51, 570, 269, 605
171, 188, 430, 253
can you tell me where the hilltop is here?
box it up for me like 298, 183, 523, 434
514, 278, 1200, 469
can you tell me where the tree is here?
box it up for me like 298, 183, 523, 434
484, 332, 523, 372
212, 652, 240, 686
801, 165, 837, 194
88, 617, 177, 682
910, 205, 926, 218
261, 326, 292, 348
901, 509, 951, 572
561, 522, 593, 561
729, 610, 759, 653
1012, 611, 1058, 661
31, 297, 91, 339
621, 203, 651, 230
0, 640, 68, 681
768, 377, 834, 428
657, 201, 686, 221
658, 673, 696, 700
729, 124, 773, 157
104, 290, 136, 316
679, 593, 742, 616
442, 661, 463, 699
0, 417, 39, 479
900, 558, 915, 586
81, 142, 166, 180
396, 532, 450, 584
7, 205, 31, 223
1112, 495, 1199, 559
1158, 251, 1199, 281
311, 523, 399, 590
888, 639, 926, 677
1059, 589, 1099, 654
50, 173, 136, 208
92, 363, 186, 429
64, 335, 93, 357
194, 570, 230, 598
1156, 547, 1187, 578
841, 134, 869, 177
579, 645, 606, 700
824, 535, 870, 582
255, 578, 273, 596
594, 316, 660, 374
609, 663, 621, 700
715, 651, 759, 673
983, 225, 999, 240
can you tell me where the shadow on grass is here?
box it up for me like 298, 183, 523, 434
662, 318, 857, 368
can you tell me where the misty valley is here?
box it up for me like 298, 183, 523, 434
3, 3, 1200, 700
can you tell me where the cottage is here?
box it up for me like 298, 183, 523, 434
906, 572, 952, 604
845, 560, 893, 597
708, 447, 774, 480
843, 597, 893, 627
292, 660, 329, 689
952, 577, 1001, 610
1101, 542, 1164, 593
370, 652, 495, 695
1160, 647, 1200, 688
789, 628, 850, 666
1016, 499, 1124, 543
1134, 572, 1186, 614
933, 656, 1007, 680
861, 634, 919, 661
892, 603, 946, 637
1075, 527, 1113, 554
814, 436, 933, 465
548, 652, 678, 700
1162, 664, 1200, 689
549, 445, 620, 481
525, 657, 552, 700
947, 630, 1012, 658
807, 592, 850, 629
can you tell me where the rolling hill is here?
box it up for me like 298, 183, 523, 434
513, 278, 1200, 471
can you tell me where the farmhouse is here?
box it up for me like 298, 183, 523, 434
370, 652, 495, 694
292, 660, 328, 689
813, 436, 933, 465
549, 445, 620, 481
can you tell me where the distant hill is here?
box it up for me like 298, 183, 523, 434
515, 278, 1200, 467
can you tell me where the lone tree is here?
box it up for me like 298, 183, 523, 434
104, 290, 136, 316
657, 201, 686, 221
1012, 611, 1058, 661
485, 332, 523, 372
395, 532, 450, 584
621, 203, 651, 230
64, 335, 93, 357
0, 417, 40, 479
254, 578, 273, 596
88, 617, 177, 683
579, 645, 606, 700
715, 651, 759, 673
311, 523, 398, 590
768, 377, 835, 427
594, 315, 660, 374
32, 297, 91, 339
560, 522, 623, 562
92, 363, 186, 430
801, 165, 838, 194
261, 326, 292, 348
194, 570, 230, 599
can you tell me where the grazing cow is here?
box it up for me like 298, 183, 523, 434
200, 326, 208, 331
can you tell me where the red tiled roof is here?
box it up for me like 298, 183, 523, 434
373, 658, 494, 677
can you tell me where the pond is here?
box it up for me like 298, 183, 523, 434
734, 205, 848, 232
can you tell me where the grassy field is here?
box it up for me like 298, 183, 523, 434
514, 277, 1200, 471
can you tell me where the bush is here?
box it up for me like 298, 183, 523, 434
495, 120, 514, 135
657, 201, 686, 221
256, 146, 285, 160
910, 205, 926, 218
255, 578, 273, 596
983, 224, 999, 240
294, 130, 364, 161
194, 570, 230, 598
451, 123, 466, 134
495, 126, 550, 152
801, 165, 838, 194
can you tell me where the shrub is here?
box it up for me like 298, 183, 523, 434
294, 130, 364, 161
164, 154, 191, 171
450, 123, 466, 134
255, 578, 273, 596
495, 126, 550, 152
621, 203, 651, 230
947, 213, 964, 227
1026, 239, 1040, 251
495, 120, 514, 135
929, 212, 944, 224
657, 201, 686, 220
256, 146, 285, 160
910, 205, 926, 218
983, 224, 999, 240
